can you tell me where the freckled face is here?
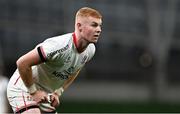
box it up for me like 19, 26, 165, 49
79, 17, 102, 43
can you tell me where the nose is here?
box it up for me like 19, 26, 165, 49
96, 26, 101, 33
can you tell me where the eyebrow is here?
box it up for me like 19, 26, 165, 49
92, 21, 102, 26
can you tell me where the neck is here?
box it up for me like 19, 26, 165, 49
73, 32, 89, 53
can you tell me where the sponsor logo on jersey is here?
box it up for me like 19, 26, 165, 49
47, 44, 69, 58
52, 67, 75, 80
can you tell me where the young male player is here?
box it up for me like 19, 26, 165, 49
7, 7, 102, 113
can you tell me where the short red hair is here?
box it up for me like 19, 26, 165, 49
76, 7, 102, 20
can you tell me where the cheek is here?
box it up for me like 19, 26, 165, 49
85, 28, 94, 36
81, 26, 95, 38
86, 30, 92, 36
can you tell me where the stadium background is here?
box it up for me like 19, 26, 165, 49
1, 0, 180, 113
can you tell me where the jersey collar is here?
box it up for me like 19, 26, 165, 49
73, 32, 79, 52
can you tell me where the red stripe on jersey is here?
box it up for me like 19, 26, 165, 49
14, 76, 20, 85
22, 92, 28, 111
73, 32, 78, 49
15, 103, 39, 113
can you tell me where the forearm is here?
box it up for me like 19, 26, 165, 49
16, 48, 43, 94
18, 66, 33, 87
17, 49, 42, 86
17, 59, 34, 87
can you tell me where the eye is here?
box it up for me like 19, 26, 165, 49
91, 22, 98, 27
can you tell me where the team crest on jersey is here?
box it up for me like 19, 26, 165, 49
64, 56, 71, 63
81, 55, 88, 64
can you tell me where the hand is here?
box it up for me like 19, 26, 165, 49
49, 93, 60, 107
30, 90, 49, 104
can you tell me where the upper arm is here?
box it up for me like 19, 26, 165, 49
16, 48, 43, 68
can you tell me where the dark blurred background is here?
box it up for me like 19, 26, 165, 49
1, 0, 180, 113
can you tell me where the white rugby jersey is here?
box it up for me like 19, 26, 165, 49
31, 32, 96, 92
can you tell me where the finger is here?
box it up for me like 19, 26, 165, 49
32, 96, 41, 103
50, 95, 55, 102
52, 97, 59, 107
39, 96, 47, 103
51, 100, 57, 107
36, 98, 43, 103
44, 95, 49, 102
50, 96, 56, 106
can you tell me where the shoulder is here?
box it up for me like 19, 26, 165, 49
36, 33, 73, 61
43, 33, 73, 48
87, 43, 96, 53
86, 43, 96, 61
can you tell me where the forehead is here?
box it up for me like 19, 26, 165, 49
81, 16, 102, 24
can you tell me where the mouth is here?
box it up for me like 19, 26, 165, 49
94, 35, 99, 38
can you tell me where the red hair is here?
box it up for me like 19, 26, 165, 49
76, 7, 102, 19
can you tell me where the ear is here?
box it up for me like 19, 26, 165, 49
77, 23, 82, 32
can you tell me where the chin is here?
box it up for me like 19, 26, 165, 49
88, 37, 98, 43
92, 40, 98, 44
92, 38, 98, 43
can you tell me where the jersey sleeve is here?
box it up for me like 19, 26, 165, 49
37, 46, 47, 62
36, 38, 62, 62
87, 43, 96, 62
